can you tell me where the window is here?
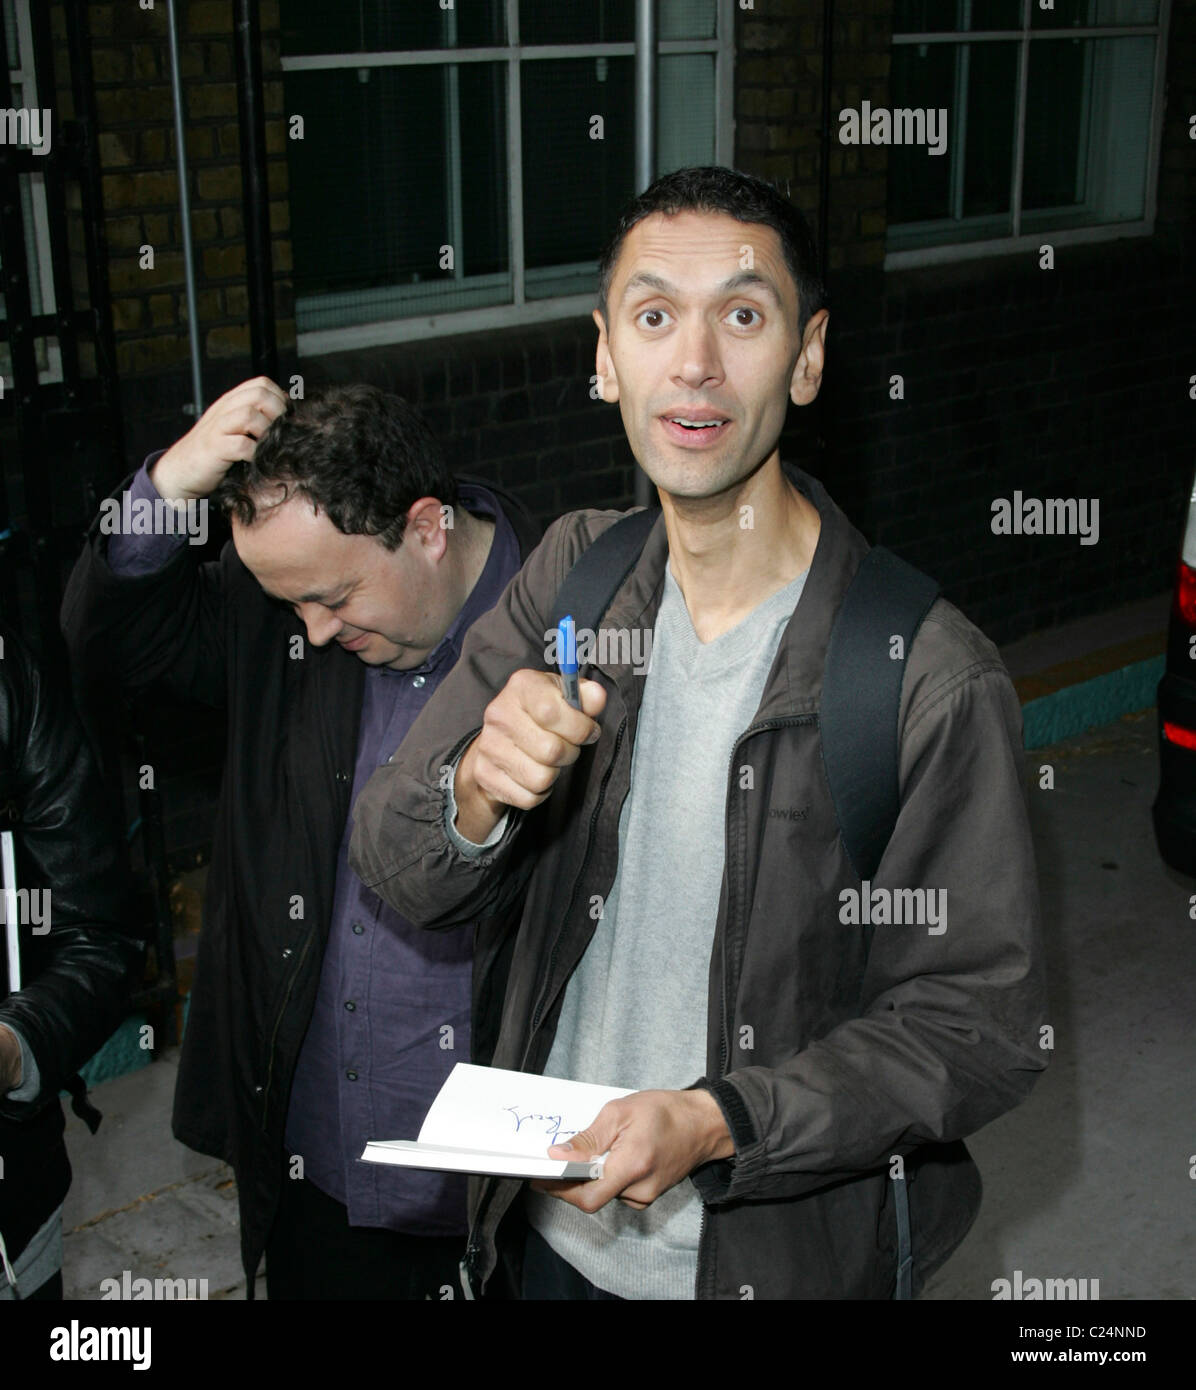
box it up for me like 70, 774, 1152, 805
885, 0, 1168, 266
280, 1, 734, 353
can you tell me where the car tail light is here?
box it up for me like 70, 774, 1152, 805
1175, 561, 1196, 628
1163, 720, 1196, 750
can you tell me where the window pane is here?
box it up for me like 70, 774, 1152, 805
281, 0, 503, 56
1032, 0, 1159, 29
520, 0, 634, 46
658, 54, 716, 171
660, 0, 718, 41
887, 40, 1018, 246
521, 57, 635, 300
1022, 36, 1154, 228
893, 0, 1021, 32
286, 64, 509, 330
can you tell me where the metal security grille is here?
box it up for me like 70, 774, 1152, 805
0, 0, 122, 667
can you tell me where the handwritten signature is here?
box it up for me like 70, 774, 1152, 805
502, 1106, 579, 1148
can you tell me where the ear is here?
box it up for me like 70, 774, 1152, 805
405, 496, 450, 561
593, 307, 620, 404
790, 309, 829, 407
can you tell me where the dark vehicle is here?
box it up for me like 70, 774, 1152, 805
1153, 474, 1196, 876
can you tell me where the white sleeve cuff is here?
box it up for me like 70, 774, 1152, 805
443, 755, 509, 857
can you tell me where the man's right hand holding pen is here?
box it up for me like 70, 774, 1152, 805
452, 629, 606, 844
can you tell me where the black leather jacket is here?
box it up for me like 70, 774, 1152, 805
0, 620, 142, 1274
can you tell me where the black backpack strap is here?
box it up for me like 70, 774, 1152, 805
820, 546, 941, 884
550, 508, 662, 638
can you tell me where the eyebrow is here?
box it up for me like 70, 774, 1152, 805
263, 584, 347, 606
620, 269, 786, 310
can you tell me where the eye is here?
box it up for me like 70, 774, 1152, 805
726, 306, 762, 328
636, 306, 672, 329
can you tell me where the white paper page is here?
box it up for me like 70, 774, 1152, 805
418, 1062, 635, 1158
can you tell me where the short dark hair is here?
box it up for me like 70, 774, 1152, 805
596, 165, 825, 338
213, 385, 459, 550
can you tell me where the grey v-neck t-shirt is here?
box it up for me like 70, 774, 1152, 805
525, 559, 809, 1299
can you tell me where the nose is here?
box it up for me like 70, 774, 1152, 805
671, 314, 725, 392
296, 603, 343, 647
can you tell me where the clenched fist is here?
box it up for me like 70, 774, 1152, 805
452, 669, 606, 843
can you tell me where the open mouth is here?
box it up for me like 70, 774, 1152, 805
660, 414, 732, 446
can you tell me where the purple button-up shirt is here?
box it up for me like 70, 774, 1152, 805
109, 462, 522, 1234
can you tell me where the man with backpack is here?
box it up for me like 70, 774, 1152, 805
349, 166, 1047, 1300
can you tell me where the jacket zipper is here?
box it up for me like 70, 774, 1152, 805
696, 712, 818, 1300
526, 714, 628, 1044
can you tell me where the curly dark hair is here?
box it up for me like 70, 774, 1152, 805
596, 165, 825, 339
212, 385, 459, 550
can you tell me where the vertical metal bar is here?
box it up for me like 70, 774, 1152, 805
165, 0, 204, 413
64, 0, 123, 458
1009, 0, 1032, 238
714, 0, 735, 165
634, 0, 656, 508
505, 0, 524, 306
950, 2, 971, 224
3, 832, 19, 994
818, 0, 835, 292
634, 0, 655, 193
444, 7, 464, 282
234, 0, 277, 380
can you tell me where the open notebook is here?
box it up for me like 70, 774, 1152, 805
361, 1062, 635, 1181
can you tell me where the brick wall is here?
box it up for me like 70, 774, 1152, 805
86, 0, 293, 383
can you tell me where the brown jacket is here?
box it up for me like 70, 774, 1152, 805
349, 464, 1048, 1299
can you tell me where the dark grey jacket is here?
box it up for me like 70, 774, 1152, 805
350, 465, 1049, 1299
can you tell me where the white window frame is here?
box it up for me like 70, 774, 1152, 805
282, 0, 736, 356
884, 0, 1171, 269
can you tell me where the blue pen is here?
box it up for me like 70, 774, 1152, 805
557, 614, 581, 709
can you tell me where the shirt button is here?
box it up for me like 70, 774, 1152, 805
282, 948, 292, 959
352, 923, 365, 935
346, 1070, 358, 1081
344, 1001, 356, 1012
412, 675, 426, 689
335, 770, 349, 783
